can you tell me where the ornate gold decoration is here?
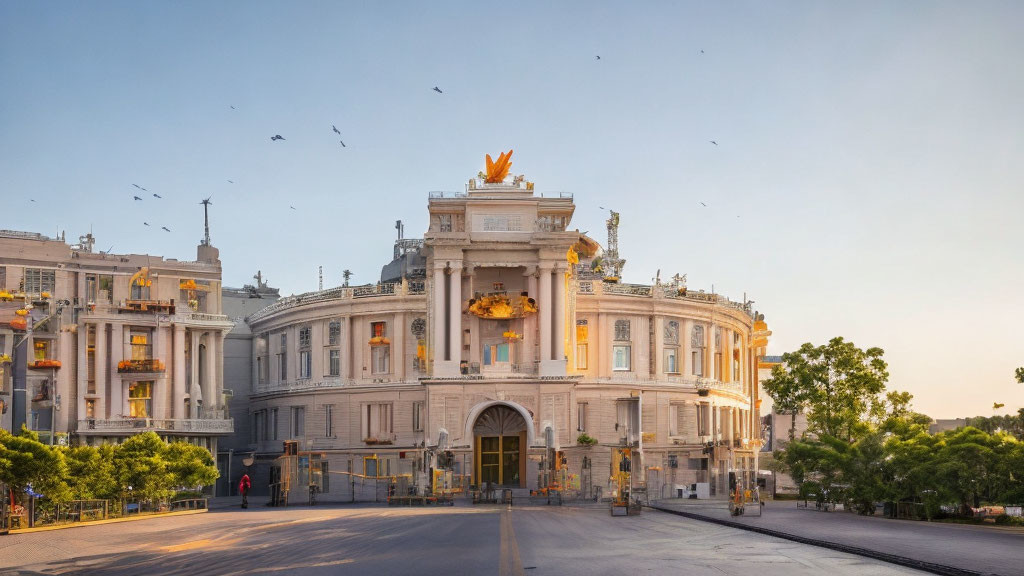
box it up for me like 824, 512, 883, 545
485, 150, 513, 183
566, 247, 579, 265
468, 292, 537, 319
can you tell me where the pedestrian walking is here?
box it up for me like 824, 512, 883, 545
239, 473, 251, 509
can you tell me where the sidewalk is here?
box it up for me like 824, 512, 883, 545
649, 499, 1023, 576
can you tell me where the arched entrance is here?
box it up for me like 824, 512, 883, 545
473, 405, 527, 488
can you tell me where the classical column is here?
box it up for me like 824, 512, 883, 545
173, 325, 186, 419
190, 330, 200, 417
525, 269, 538, 368
393, 312, 405, 381
152, 323, 165, 421
342, 317, 352, 380
109, 323, 124, 418
447, 262, 462, 368
432, 263, 446, 367
77, 322, 88, 420
552, 265, 566, 366
538, 265, 552, 364
203, 331, 216, 417
94, 322, 106, 418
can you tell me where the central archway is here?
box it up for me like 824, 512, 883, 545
472, 404, 528, 488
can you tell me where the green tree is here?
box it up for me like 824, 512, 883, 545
61, 444, 118, 501
762, 337, 888, 442
0, 426, 70, 507
162, 441, 218, 490
1015, 367, 1023, 384
113, 432, 173, 503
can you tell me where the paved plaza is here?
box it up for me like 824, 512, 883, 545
0, 503, 929, 576
651, 499, 1024, 576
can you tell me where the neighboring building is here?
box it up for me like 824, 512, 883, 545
240, 162, 772, 501
929, 418, 968, 434
216, 274, 280, 496
0, 228, 234, 454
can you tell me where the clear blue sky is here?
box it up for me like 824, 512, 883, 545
2, 1, 1022, 419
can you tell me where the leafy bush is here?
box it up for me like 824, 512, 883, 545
576, 433, 598, 446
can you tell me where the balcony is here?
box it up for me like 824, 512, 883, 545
119, 343, 165, 374
77, 417, 234, 435
118, 298, 176, 314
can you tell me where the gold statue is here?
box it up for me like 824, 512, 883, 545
485, 150, 513, 183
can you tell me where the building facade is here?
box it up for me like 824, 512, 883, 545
0, 230, 234, 454
241, 167, 770, 501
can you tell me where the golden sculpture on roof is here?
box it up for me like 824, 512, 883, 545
485, 150, 513, 183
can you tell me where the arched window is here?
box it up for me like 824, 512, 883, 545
614, 319, 631, 341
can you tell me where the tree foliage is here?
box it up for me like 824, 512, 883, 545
762, 337, 888, 442
0, 426, 70, 505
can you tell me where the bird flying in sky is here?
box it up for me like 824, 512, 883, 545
230, 105, 236, 110
700, 202, 707, 207
133, 196, 142, 201
161, 226, 171, 232
152, 193, 161, 199
227, 180, 234, 184
289, 206, 296, 210
271, 135, 285, 141
994, 402, 1005, 410
339, 140, 346, 147
709, 141, 718, 146
595, 55, 601, 60
332, 125, 341, 135
433, 86, 443, 93
144, 222, 150, 226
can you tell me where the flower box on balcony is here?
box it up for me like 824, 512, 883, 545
29, 360, 61, 369
363, 438, 393, 446
118, 359, 166, 373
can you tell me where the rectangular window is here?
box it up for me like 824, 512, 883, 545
128, 381, 152, 418
616, 399, 639, 440
98, 275, 114, 303
613, 345, 631, 371
34, 340, 51, 361
371, 345, 390, 374
438, 214, 452, 232
299, 326, 312, 348
292, 406, 305, 438
664, 347, 679, 374
321, 461, 329, 493
696, 403, 709, 437
614, 320, 630, 341
577, 402, 588, 432
692, 350, 703, 377
328, 321, 341, 346
670, 404, 679, 436
23, 268, 55, 295
714, 352, 722, 380
299, 350, 311, 379
85, 274, 97, 303
413, 402, 424, 432
371, 321, 386, 338
325, 405, 334, 437
0, 266, 5, 290
575, 343, 588, 370
269, 408, 278, 441
329, 349, 341, 376
363, 403, 393, 441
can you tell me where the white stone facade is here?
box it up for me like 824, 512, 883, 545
243, 179, 769, 501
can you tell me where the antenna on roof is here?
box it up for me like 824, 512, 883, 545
319, 266, 323, 291
395, 220, 404, 240
200, 195, 214, 246
342, 269, 352, 287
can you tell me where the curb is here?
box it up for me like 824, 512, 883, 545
4, 508, 207, 535
646, 504, 987, 576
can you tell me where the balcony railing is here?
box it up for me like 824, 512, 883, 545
248, 281, 421, 323
77, 418, 234, 434
118, 356, 166, 374
576, 280, 755, 318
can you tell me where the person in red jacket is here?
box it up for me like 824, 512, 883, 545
239, 473, 251, 508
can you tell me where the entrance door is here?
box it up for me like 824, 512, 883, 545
478, 435, 520, 486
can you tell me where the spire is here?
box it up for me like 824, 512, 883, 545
200, 196, 213, 246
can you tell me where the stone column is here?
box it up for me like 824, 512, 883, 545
203, 331, 216, 417
109, 323, 124, 418
393, 312, 405, 381
77, 322, 88, 420
190, 330, 200, 417
173, 325, 186, 419
447, 261, 462, 369
538, 265, 552, 364
525, 270, 539, 368
94, 322, 106, 418
342, 317, 352, 380
432, 263, 447, 368
552, 265, 566, 365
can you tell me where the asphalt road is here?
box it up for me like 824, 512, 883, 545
0, 503, 927, 576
